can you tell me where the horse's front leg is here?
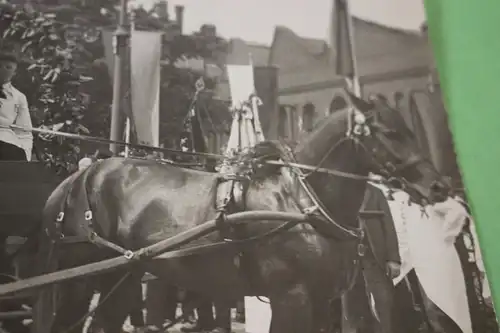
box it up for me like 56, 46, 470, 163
311, 296, 334, 333
269, 283, 313, 333
50, 280, 94, 333
91, 270, 144, 333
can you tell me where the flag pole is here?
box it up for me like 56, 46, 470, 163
109, 0, 129, 156
124, 9, 135, 158
331, 0, 364, 136
341, 0, 361, 97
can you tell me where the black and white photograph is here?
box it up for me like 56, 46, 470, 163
0, 0, 496, 332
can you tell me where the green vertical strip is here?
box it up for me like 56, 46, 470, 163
424, 0, 500, 313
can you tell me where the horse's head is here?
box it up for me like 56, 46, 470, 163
346, 91, 450, 204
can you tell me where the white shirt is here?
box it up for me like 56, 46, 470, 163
0, 82, 33, 160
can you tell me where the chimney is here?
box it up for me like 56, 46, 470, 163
155, 0, 169, 21
175, 5, 184, 34
201, 24, 217, 38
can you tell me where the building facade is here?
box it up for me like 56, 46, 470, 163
203, 19, 459, 182
268, 20, 432, 140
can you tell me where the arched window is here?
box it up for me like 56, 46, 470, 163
329, 95, 347, 114
278, 105, 288, 139
393, 92, 404, 110
207, 131, 216, 153
302, 102, 315, 133
408, 94, 431, 159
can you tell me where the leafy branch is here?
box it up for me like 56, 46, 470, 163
0, 1, 230, 175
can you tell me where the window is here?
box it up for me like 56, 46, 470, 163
393, 92, 404, 110
408, 94, 431, 158
302, 103, 315, 132
278, 105, 288, 139
207, 131, 216, 153
329, 95, 347, 114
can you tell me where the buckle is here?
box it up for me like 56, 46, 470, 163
84, 210, 93, 221
357, 228, 365, 240
303, 205, 319, 215
357, 243, 366, 257
124, 250, 134, 260
56, 212, 64, 222
89, 231, 97, 241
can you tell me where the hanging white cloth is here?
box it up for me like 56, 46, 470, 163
420, 197, 472, 333
225, 64, 264, 156
376, 186, 473, 333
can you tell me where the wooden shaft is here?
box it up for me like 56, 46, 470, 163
0, 211, 310, 297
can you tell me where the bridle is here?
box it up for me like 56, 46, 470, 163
293, 105, 425, 180
264, 103, 432, 240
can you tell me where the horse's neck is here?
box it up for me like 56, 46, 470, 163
312, 143, 368, 227
294, 110, 369, 227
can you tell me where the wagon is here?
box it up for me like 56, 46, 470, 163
0, 161, 62, 237
0, 161, 62, 331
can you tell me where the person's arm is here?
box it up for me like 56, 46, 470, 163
13, 93, 33, 159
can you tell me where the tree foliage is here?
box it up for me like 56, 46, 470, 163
0, 1, 229, 175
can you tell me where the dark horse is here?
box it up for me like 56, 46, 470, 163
32, 93, 449, 333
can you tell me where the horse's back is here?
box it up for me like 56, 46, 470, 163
94, 158, 221, 246
45, 158, 219, 248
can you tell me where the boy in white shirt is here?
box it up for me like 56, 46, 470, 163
0, 52, 33, 161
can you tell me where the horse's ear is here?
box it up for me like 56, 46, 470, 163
345, 90, 374, 113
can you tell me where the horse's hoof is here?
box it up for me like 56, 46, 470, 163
180, 323, 213, 332
140, 325, 162, 332
207, 328, 230, 333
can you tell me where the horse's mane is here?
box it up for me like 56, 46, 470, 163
223, 140, 291, 181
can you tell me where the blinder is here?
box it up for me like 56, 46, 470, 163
355, 108, 425, 180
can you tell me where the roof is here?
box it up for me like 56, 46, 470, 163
214, 16, 425, 99
245, 42, 271, 66
225, 38, 271, 66
272, 17, 422, 59
269, 17, 427, 90
351, 17, 422, 38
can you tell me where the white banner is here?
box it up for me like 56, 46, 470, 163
227, 65, 255, 109
130, 30, 162, 147
224, 64, 265, 154
372, 182, 473, 333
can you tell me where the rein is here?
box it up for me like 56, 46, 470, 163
1, 121, 407, 188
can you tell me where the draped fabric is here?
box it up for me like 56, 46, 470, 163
373, 183, 473, 333
130, 31, 162, 147
224, 64, 264, 156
